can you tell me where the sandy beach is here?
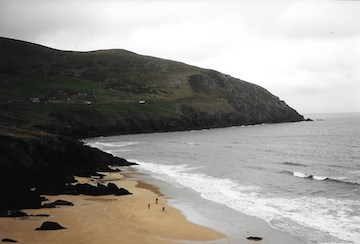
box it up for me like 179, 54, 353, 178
0, 172, 226, 244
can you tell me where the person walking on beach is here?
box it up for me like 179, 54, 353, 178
148, 203, 151, 209
162, 206, 165, 212
156, 198, 158, 204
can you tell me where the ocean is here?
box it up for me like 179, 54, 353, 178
85, 113, 360, 244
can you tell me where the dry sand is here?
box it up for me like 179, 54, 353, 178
0, 172, 226, 244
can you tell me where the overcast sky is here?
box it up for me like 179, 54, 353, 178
1, 0, 359, 114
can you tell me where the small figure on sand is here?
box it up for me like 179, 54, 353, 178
162, 206, 165, 212
148, 203, 151, 209
155, 198, 158, 204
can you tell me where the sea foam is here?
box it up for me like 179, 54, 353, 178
134, 160, 360, 244
85, 141, 139, 154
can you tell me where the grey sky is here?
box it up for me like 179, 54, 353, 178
1, 0, 359, 114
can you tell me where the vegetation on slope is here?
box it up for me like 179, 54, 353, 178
0, 37, 303, 137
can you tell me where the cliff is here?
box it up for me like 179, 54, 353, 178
0, 37, 304, 210
0, 37, 303, 138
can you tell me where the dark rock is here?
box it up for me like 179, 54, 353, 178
305, 118, 313, 121
98, 167, 121, 173
41, 199, 73, 209
10, 210, 28, 217
114, 187, 132, 196
107, 183, 119, 193
96, 183, 108, 195
30, 214, 50, 217
0, 210, 28, 217
70, 183, 96, 195
0, 185, 43, 210
0, 129, 131, 210
41, 203, 56, 208
53, 200, 73, 206
67, 183, 131, 196
107, 183, 131, 196
35, 221, 66, 231
2, 238, 18, 242
246, 236, 263, 241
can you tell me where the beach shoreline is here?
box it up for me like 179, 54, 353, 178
123, 166, 306, 244
0, 167, 306, 244
0, 171, 226, 244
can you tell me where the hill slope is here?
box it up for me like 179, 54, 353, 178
0, 37, 304, 137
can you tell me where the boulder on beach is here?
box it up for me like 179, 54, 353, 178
53, 200, 74, 206
30, 214, 50, 217
1, 238, 18, 242
42, 199, 74, 208
35, 221, 66, 231
41, 203, 56, 208
246, 236, 263, 241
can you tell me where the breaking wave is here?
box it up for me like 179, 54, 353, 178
284, 171, 360, 186
134, 160, 360, 243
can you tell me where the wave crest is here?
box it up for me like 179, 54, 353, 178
284, 171, 359, 185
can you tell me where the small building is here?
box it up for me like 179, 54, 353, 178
30, 97, 40, 103
138, 100, 146, 104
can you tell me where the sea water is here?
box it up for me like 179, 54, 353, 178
86, 113, 360, 244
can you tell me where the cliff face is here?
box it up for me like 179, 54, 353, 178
0, 128, 132, 210
0, 37, 303, 137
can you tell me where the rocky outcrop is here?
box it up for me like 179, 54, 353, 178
0, 129, 132, 211
35, 221, 66, 231
64, 183, 130, 196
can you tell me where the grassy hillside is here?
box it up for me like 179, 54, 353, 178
0, 37, 304, 137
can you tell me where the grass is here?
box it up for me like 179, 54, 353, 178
3, 100, 178, 128
1, 75, 89, 95
0, 73, 194, 103
0, 71, 181, 128
94, 102, 177, 117
4, 102, 79, 126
